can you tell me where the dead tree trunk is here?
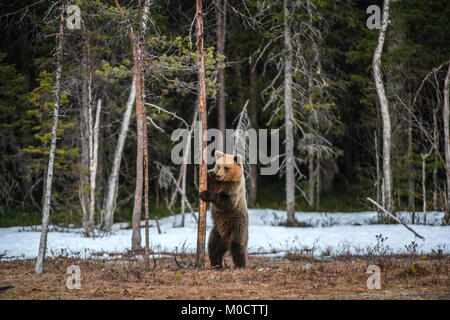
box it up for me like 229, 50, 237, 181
316, 156, 321, 209
103, 78, 135, 231
422, 149, 432, 224
308, 149, 315, 208
79, 37, 91, 232
215, 0, 227, 149
375, 130, 382, 221
87, 98, 102, 236
284, 0, 296, 224
372, 0, 393, 218
248, 65, 258, 206
115, 0, 146, 250
104, 1, 151, 233
443, 61, 450, 225
432, 108, 439, 210
407, 100, 415, 221
35, 3, 65, 275
195, 0, 208, 268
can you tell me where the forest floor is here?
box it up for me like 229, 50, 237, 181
0, 252, 449, 300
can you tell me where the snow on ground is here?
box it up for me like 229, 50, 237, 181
0, 209, 448, 260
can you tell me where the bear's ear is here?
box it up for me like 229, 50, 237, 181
214, 150, 224, 160
234, 154, 243, 165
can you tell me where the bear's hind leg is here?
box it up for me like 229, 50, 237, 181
208, 226, 228, 268
230, 240, 247, 268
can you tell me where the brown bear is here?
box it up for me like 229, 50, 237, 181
199, 150, 248, 268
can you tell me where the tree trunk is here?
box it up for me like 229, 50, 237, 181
195, 0, 208, 268
103, 78, 136, 231
284, 0, 296, 224
375, 130, 382, 221
79, 37, 90, 232
248, 65, 258, 206
422, 152, 429, 224
35, 3, 65, 274
316, 156, 320, 209
215, 0, 227, 149
432, 107, 439, 210
104, 1, 151, 233
372, 0, 393, 218
308, 149, 315, 208
407, 102, 415, 220
87, 98, 101, 236
443, 61, 450, 225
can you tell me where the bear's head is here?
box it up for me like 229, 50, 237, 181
212, 150, 243, 182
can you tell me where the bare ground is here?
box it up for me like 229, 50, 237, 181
0, 252, 449, 300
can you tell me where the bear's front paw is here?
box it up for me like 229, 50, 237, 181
199, 190, 211, 202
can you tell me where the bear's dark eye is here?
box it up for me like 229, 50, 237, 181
225, 167, 230, 171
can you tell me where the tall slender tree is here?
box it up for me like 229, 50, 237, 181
443, 61, 450, 225
103, 0, 151, 233
35, 2, 65, 274
215, 0, 227, 149
283, 0, 296, 224
372, 0, 393, 216
195, 0, 208, 268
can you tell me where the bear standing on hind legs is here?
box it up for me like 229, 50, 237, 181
199, 151, 248, 268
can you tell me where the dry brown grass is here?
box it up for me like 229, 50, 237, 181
0, 252, 449, 300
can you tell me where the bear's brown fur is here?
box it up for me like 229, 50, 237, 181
199, 151, 248, 268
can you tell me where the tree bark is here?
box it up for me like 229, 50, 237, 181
104, 1, 151, 233
375, 130, 382, 221
87, 98, 102, 236
308, 149, 315, 208
79, 37, 90, 232
432, 107, 439, 210
248, 65, 258, 206
195, 0, 208, 268
422, 150, 431, 224
103, 78, 136, 231
215, 0, 227, 149
316, 156, 320, 209
407, 98, 415, 220
372, 0, 393, 218
443, 61, 450, 225
284, 0, 296, 224
35, 3, 65, 274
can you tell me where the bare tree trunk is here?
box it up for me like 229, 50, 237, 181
131, 34, 145, 251
103, 78, 135, 231
432, 107, 439, 210
195, 0, 208, 267
372, 0, 393, 218
407, 103, 415, 221
421, 151, 431, 224
35, 3, 65, 274
87, 98, 102, 236
308, 149, 315, 208
79, 37, 90, 232
248, 65, 258, 206
104, 1, 151, 233
181, 163, 187, 227
284, 0, 296, 224
375, 130, 382, 221
215, 0, 227, 149
115, 0, 147, 250
316, 156, 320, 209
143, 94, 150, 269
443, 61, 450, 225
